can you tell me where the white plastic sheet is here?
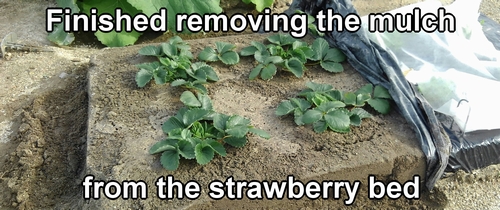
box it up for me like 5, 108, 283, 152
361, 0, 500, 133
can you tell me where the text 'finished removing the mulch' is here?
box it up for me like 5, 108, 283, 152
81, 175, 421, 205
47, 7, 457, 39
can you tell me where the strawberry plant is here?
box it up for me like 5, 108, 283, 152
276, 82, 392, 133
197, 42, 240, 65
240, 33, 346, 80
135, 36, 219, 93
150, 90, 270, 170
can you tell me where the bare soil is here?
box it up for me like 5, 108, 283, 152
83, 34, 428, 209
0, 0, 499, 209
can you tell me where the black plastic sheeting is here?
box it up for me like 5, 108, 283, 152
285, 0, 500, 190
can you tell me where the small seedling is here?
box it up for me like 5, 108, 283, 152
197, 42, 240, 65
135, 36, 219, 93
276, 82, 392, 133
240, 33, 346, 80
150, 90, 270, 170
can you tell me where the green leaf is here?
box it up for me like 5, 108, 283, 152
302, 109, 323, 124
305, 82, 333, 92
197, 93, 213, 111
249, 64, 263, 80
190, 122, 204, 138
224, 136, 248, 148
355, 84, 373, 95
227, 115, 251, 128
182, 108, 210, 126
136, 68, 154, 87
326, 90, 343, 101
290, 98, 311, 112
186, 137, 202, 147
343, 92, 356, 106
181, 128, 192, 140
316, 101, 345, 112
313, 120, 328, 133
179, 48, 193, 59
162, 43, 178, 58
174, 107, 189, 120
276, 100, 295, 116
162, 117, 185, 134
297, 46, 315, 59
251, 41, 267, 52
201, 65, 219, 81
206, 139, 227, 156
171, 79, 188, 87
249, 127, 270, 139
311, 93, 329, 106
267, 33, 296, 46
350, 114, 361, 126
264, 56, 284, 64
213, 113, 230, 132
160, 149, 180, 171
180, 91, 201, 107
293, 108, 305, 125
128, 0, 223, 32
216, 42, 235, 53
323, 48, 346, 62
351, 108, 373, 119
356, 93, 371, 106
311, 38, 330, 61
292, 40, 308, 49
219, 51, 240, 65
153, 68, 168, 84
289, 49, 307, 64
169, 36, 190, 50
79, 0, 141, 47
139, 45, 162, 56
192, 83, 208, 94
373, 85, 392, 99
198, 47, 219, 62
224, 115, 252, 137
47, 0, 79, 46
261, 64, 277, 80
149, 140, 177, 154
47, 23, 75, 46
267, 45, 280, 56
324, 109, 351, 133
226, 125, 250, 138
178, 140, 195, 159
194, 143, 214, 165
240, 46, 258, 56
158, 57, 173, 67
368, 98, 391, 114
320, 61, 344, 73
285, 58, 304, 77
254, 50, 269, 63
190, 67, 208, 81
